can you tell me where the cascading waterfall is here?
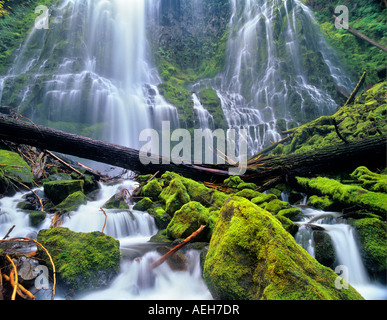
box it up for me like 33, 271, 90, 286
0, 0, 179, 148
295, 207, 387, 300
193, 0, 354, 155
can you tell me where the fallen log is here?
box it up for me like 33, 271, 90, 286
0, 116, 386, 187
150, 225, 207, 270
333, 14, 387, 53
0, 116, 229, 181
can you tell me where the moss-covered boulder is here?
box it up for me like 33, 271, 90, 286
102, 192, 129, 210
133, 197, 153, 211
203, 197, 363, 300
313, 231, 336, 268
27, 210, 47, 227
55, 191, 87, 212
350, 218, 387, 277
0, 150, 34, 194
296, 176, 387, 218
159, 178, 191, 215
251, 193, 278, 205
37, 227, 120, 292
275, 215, 299, 236
167, 201, 213, 240
262, 199, 291, 215
235, 189, 262, 200
148, 206, 170, 230
141, 180, 163, 199
224, 176, 243, 188
237, 182, 257, 190
277, 208, 302, 220
43, 180, 84, 205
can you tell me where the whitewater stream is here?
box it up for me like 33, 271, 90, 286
0, 179, 213, 300
294, 204, 387, 300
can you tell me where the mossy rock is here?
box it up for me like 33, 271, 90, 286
27, 210, 47, 227
0, 150, 34, 194
43, 180, 84, 205
133, 197, 153, 211
203, 197, 363, 300
141, 180, 163, 199
102, 192, 129, 210
37, 227, 120, 292
235, 189, 262, 200
148, 206, 170, 230
262, 199, 291, 215
275, 215, 299, 236
350, 218, 387, 276
167, 201, 211, 241
313, 231, 336, 268
237, 182, 258, 190
224, 176, 243, 188
251, 193, 278, 205
55, 191, 87, 212
159, 178, 191, 215
277, 208, 302, 220
296, 176, 387, 218
307, 195, 335, 211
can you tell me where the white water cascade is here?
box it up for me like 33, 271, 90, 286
192, 0, 354, 155
0, 181, 213, 300
295, 207, 387, 300
0, 0, 179, 148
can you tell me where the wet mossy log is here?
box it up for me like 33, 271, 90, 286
0, 116, 386, 186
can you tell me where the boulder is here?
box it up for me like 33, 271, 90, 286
350, 218, 387, 278
133, 197, 153, 211
55, 191, 87, 212
37, 227, 120, 292
0, 150, 34, 194
141, 179, 163, 199
43, 180, 84, 205
159, 178, 190, 215
203, 197, 363, 300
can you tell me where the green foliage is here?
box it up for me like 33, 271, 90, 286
308, 0, 387, 85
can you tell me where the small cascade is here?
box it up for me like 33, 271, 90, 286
192, 93, 214, 130
295, 207, 387, 300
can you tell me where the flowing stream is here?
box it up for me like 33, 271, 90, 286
0, 181, 212, 300
295, 206, 387, 300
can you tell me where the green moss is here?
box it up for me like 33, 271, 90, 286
43, 180, 84, 205
350, 166, 387, 193
296, 176, 387, 218
27, 210, 47, 227
198, 88, 228, 129
307, 195, 335, 211
235, 189, 262, 200
55, 191, 87, 212
102, 192, 129, 210
148, 206, 170, 230
351, 218, 387, 275
263, 199, 291, 215
203, 197, 363, 300
167, 201, 210, 240
251, 193, 278, 205
37, 227, 120, 292
224, 175, 243, 188
133, 197, 153, 211
141, 180, 163, 199
277, 208, 302, 220
0, 150, 34, 185
159, 178, 191, 215
275, 215, 299, 236
237, 182, 258, 190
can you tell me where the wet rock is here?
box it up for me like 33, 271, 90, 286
37, 227, 120, 293
43, 180, 84, 205
203, 197, 363, 300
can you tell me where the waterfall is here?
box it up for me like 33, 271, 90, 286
295, 207, 387, 300
0, 0, 179, 149
193, 0, 354, 155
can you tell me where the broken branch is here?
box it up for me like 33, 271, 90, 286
150, 225, 207, 270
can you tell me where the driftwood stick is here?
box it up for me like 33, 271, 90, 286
150, 225, 207, 270
6, 255, 18, 300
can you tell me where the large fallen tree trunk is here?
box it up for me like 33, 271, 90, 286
0, 116, 386, 186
